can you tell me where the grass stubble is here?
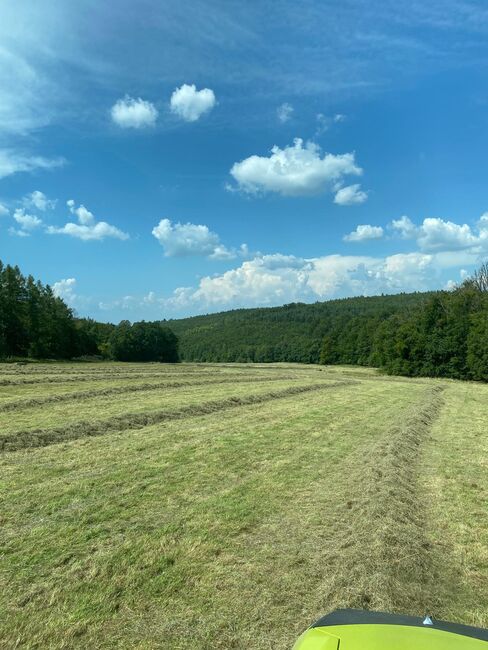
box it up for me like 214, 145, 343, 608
0, 362, 486, 648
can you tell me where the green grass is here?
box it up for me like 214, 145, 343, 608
0, 363, 487, 648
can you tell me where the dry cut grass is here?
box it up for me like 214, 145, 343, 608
0, 362, 486, 649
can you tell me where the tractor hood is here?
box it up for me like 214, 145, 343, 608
293, 609, 488, 649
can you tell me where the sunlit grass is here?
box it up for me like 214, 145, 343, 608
0, 363, 486, 648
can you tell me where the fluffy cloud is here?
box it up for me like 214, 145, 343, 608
9, 208, 43, 236
344, 224, 384, 242
417, 217, 479, 252
0, 149, 65, 179
170, 84, 216, 122
277, 102, 294, 123
13, 209, 42, 230
23, 190, 56, 211
229, 138, 362, 196
334, 183, 368, 205
103, 243, 478, 317
52, 277, 92, 310
48, 200, 129, 241
0, 203, 9, 216
111, 95, 158, 128
166, 255, 310, 309
152, 218, 244, 259
390, 215, 417, 239
390, 214, 488, 252
152, 218, 219, 257
162, 251, 441, 312
66, 199, 95, 225
52, 278, 77, 304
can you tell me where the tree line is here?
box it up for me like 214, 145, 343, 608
170, 265, 488, 381
0, 261, 179, 362
169, 292, 432, 365
2, 258, 487, 380
367, 265, 488, 380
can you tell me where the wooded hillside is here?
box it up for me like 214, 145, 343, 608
2, 258, 487, 381
169, 293, 433, 364
170, 266, 488, 381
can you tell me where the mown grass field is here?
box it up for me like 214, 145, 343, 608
1, 362, 487, 649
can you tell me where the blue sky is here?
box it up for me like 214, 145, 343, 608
2, 0, 488, 322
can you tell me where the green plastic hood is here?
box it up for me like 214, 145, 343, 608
293, 609, 488, 649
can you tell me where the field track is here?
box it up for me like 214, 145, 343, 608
1, 362, 487, 649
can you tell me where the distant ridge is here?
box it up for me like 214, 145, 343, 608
168, 291, 433, 365
168, 272, 488, 382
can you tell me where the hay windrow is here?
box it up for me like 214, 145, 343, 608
0, 372, 234, 386
0, 375, 301, 413
0, 380, 355, 452
2, 363, 487, 649
0, 368, 303, 386
310, 385, 446, 614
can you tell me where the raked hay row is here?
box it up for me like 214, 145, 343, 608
1, 362, 487, 649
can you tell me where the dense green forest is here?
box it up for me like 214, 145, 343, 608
0, 261, 88, 359
0, 261, 178, 362
169, 292, 433, 365
170, 265, 488, 381
106, 320, 179, 362
370, 266, 488, 380
1, 258, 487, 380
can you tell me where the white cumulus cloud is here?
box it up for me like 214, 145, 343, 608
9, 208, 43, 236
389, 214, 488, 252
162, 251, 442, 313
0, 149, 65, 179
170, 84, 216, 122
23, 190, 56, 211
67, 199, 95, 225
417, 217, 478, 252
277, 103, 294, 123
334, 183, 368, 206
229, 138, 362, 197
152, 218, 244, 259
0, 203, 9, 216
344, 224, 384, 242
103, 243, 478, 317
48, 200, 129, 241
390, 215, 417, 239
53, 278, 77, 304
111, 95, 158, 128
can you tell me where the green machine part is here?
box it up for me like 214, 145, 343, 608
293, 610, 488, 649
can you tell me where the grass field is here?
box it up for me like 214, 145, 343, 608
1, 362, 487, 648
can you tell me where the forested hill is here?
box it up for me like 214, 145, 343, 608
168, 292, 434, 365
169, 266, 488, 381
3, 256, 487, 381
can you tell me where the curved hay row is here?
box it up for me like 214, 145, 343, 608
0, 369, 296, 386
0, 381, 355, 452
0, 375, 302, 413
308, 385, 447, 614
0, 367, 235, 377
0, 374, 176, 386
